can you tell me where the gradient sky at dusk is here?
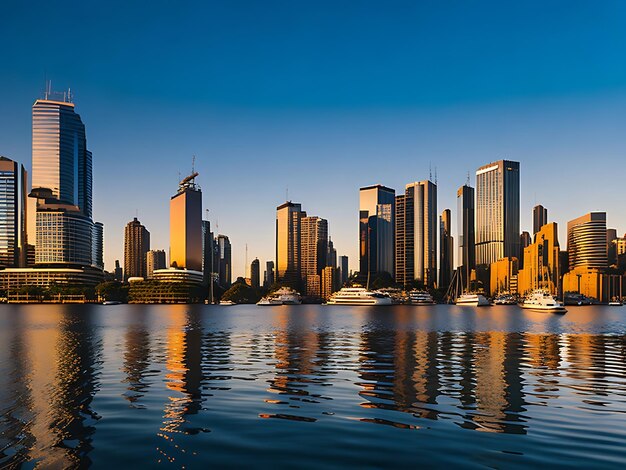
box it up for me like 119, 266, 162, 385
1, 1, 625, 276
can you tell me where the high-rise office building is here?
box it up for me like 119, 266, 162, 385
265, 260, 275, 287
124, 217, 150, 279
93, 221, 103, 270
359, 185, 395, 278
276, 201, 304, 288
607, 228, 618, 267
533, 205, 548, 235
0, 157, 27, 268
395, 181, 437, 288
339, 255, 349, 286
301, 215, 328, 297
114, 259, 123, 281
32, 90, 92, 217
326, 237, 337, 269
217, 234, 232, 287
519, 231, 532, 269
457, 184, 475, 288
439, 208, 453, 289
250, 258, 260, 288
170, 172, 202, 271
567, 212, 607, 271
202, 219, 215, 284
146, 249, 166, 278
475, 160, 520, 266
321, 266, 336, 300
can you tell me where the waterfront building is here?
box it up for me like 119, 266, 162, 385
607, 229, 618, 267
146, 249, 167, 278
0, 157, 27, 268
217, 234, 232, 287
563, 268, 612, 303
301, 215, 328, 297
475, 160, 520, 266
490, 257, 519, 295
124, 217, 150, 279
264, 260, 275, 287
276, 201, 304, 288
250, 258, 260, 288
519, 231, 531, 269
170, 172, 202, 271
439, 208, 453, 289
567, 212, 607, 271
517, 222, 561, 296
395, 180, 437, 288
93, 222, 103, 270
457, 184, 475, 289
321, 266, 336, 300
326, 237, 337, 269
151, 268, 203, 284
359, 185, 395, 278
0, 266, 105, 291
201, 219, 215, 284
339, 255, 349, 286
532, 205, 548, 235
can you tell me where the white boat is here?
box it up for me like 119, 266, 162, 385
102, 300, 122, 305
455, 293, 490, 307
519, 290, 567, 313
409, 290, 435, 305
493, 294, 517, 305
273, 287, 302, 305
256, 297, 283, 306
608, 300, 623, 307
219, 300, 236, 306
326, 287, 392, 306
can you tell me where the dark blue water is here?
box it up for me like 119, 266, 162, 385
1, 304, 625, 468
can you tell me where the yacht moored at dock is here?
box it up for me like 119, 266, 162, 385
455, 293, 490, 307
326, 287, 392, 306
519, 290, 567, 313
409, 290, 435, 305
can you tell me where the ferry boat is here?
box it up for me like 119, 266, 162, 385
326, 287, 392, 306
608, 298, 623, 307
455, 293, 490, 307
219, 300, 236, 306
409, 290, 435, 305
519, 290, 567, 313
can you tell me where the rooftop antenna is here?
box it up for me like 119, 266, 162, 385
466, 171, 470, 186
67, 87, 72, 103
429, 162, 432, 182
434, 166, 438, 185
192, 155, 196, 174
205, 208, 209, 222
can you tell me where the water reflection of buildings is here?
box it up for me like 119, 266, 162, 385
0, 306, 102, 467
357, 329, 529, 434
122, 308, 151, 406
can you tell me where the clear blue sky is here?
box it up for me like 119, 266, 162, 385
1, 1, 625, 276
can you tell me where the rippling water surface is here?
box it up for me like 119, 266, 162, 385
1, 304, 626, 468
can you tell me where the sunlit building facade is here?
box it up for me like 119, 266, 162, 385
395, 181, 437, 288
124, 217, 150, 279
0, 157, 27, 268
276, 201, 303, 288
567, 212, 607, 271
475, 160, 520, 266
490, 257, 519, 295
301, 215, 328, 297
146, 249, 167, 278
170, 174, 202, 272
518, 222, 561, 295
360, 185, 395, 278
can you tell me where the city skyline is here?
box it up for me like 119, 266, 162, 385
1, 1, 625, 277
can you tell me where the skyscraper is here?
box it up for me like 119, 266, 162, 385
202, 219, 214, 284
0, 157, 27, 268
567, 212, 607, 271
32, 91, 92, 217
519, 231, 532, 269
146, 249, 166, 278
250, 258, 260, 288
276, 201, 303, 288
533, 205, 548, 235
217, 234, 232, 287
395, 181, 437, 288
518, 222, 561, 295
339, 255, 349, 286
457, 184, 475, 288
114, 259, 123, 281
170, 172, 202, 271
359, 185, 395, 278
265, 260, 275, 287
475, 160, 520, 266
124, 217, 150, 279
439, 208, 453, 289
607, 228, 618, 267
301, 215, 328, 297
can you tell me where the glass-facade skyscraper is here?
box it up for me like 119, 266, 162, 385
32, 97, 92, 218
359, 185, 395, 278
0, 157, 27, 268
457, 184, 475, 288
475, 160, 520, 266
567, 212, 608, 271
170, 173, 203, 272
276, 201, 303, 288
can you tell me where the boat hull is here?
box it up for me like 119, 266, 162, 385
519, 304, 567, 314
